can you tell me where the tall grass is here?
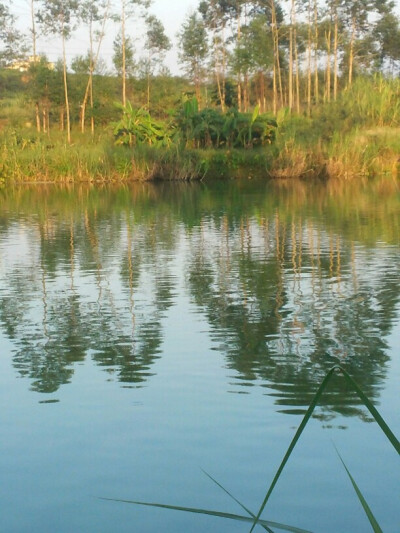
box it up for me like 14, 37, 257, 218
0, 127, 275, 183
270, 77, 400, 179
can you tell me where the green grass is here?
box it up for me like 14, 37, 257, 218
0, 127, 275, 183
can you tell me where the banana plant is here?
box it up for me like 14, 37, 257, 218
113, 101, 172, 147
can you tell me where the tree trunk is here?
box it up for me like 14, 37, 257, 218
221, 22, 227, 110
272, 60, 277, 114
270, 0, 283, 109
294, 24, 300, 113
195, 64, 201, 105
214, 36, 225, 112
89, 18, 95, 133
288, 0, 294, 110
90, 76, 94, 134
209, 1, 225, 112
31, 0, 37, 61
237, 78, 242, 112
348, 17, 356, 87
35, 102, 41, 133
259, 71, 265, 113
122, 0, 127, 106
333, 3, 338, 100
244, 72, 249, 112
81, 1, 110, 133
313, 0, 319, 103
325, 26, 332, 102
307, 0, 312, 113
147, 52, 151, 109
62, 30, 71, 144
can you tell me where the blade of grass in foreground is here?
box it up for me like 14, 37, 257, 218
339, 369, 400, 455
335, 448, 383, 533
201, 469, 275, 533
249, 365, 399, 533
100, 497, 314, 533
248, 366, 338, 532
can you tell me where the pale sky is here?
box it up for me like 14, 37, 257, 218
13, 0, 198, 74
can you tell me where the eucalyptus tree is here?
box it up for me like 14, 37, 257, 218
0, 2, 27, 67
290, 0, 302, 110
246, 14, 275, 111
198, 0, 237, 111
28, 56, 63, 133
37, 0, 79, 144
373, 10, 400, 74
177, 12, 208, 105
30, 0, 38, 60
79, 0, 111, 133
323, 0, 341, 101
144, 15, 171, 108
118, 0, 151, 106
113, 33, 135, 78
230, 25, 251, 111
27, 0, 40, 128
339, 0, 373, 86
248, 0, 284, 112
230, 13, 274, 112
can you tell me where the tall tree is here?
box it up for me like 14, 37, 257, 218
119, 0, 150, 106
37, 0, 79, 144
373, 10, 400, 74
199, 0, 237, 111
28, 57, 64, 133
0, 2, 27, 68
113, 33, 135, 78
341, 0, 372, 87
144, 15, 171, 108
79, 0, 110, 134
178, 12, 208, 105
30, 0, 38, 61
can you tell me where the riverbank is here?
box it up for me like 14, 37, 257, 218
1, 126, 399, 184
1, 78, 400, 184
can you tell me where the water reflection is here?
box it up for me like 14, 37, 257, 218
0, 179, 399, 418
187, 213, 398, 418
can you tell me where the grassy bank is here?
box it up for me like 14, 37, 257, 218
1, 77, 400, 183
0, 130, 276, 183
269, 76, 400, 180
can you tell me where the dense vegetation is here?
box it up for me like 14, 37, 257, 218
0, 0, 400, 182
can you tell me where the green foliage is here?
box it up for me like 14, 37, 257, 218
113, 101, 172, 147
210, 80, 237, 108
0, 2, 27, 67
175, 96, 277, 149
145, 14, 171, 62
113, 34, 136, 78
177, 13, 208, 81
112, 96, 277, 153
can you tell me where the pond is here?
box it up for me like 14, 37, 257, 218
0, 179, 399, 532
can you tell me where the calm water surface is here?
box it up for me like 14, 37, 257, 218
0, 179, 399, 532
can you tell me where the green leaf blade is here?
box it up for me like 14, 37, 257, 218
335, 448, 383, 533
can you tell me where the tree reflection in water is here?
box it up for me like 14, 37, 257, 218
0, 180, 398, 420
